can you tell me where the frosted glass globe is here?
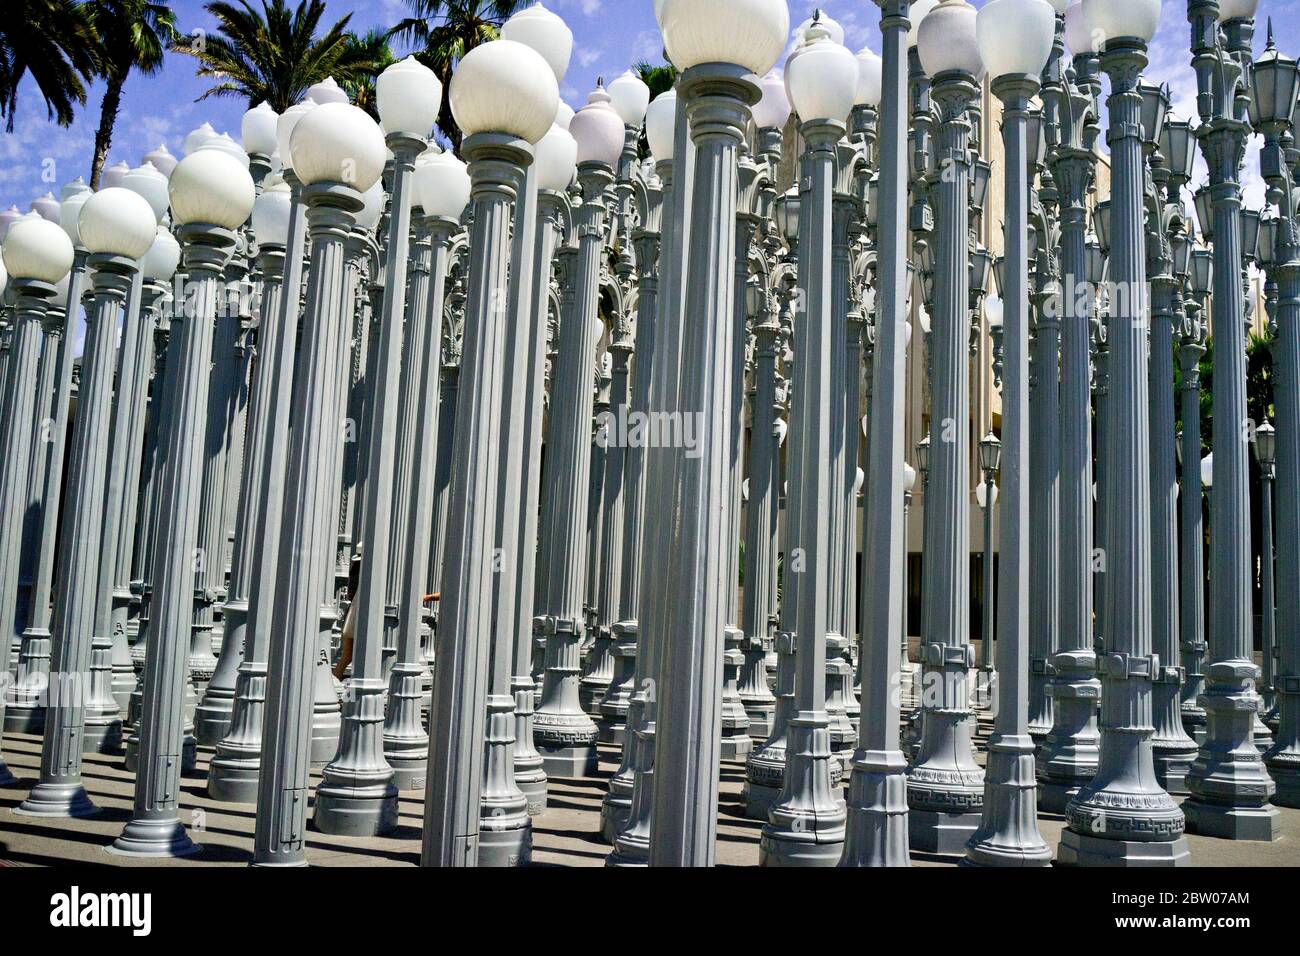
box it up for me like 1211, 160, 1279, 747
450, 39, 560, 145
78, 187, 157, 259
289, 103, 388, 192
2, 215, 74, 283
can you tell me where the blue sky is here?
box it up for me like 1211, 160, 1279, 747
1, 0, 1298, 214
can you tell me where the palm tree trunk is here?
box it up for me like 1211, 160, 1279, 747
90, 75, 124, 191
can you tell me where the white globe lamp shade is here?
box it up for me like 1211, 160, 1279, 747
918, 0, 983, 78
570, 83, 626, 168
50, 272, 68, 308
977, 0, 1056, 79
976, 480, 999, 509
1201, 453, 1213, 489
414, 150, 472, 220
608, 69, 652, 126
855, 47, 883, 107
78, 187, 157, 259
501, 2, 574, 83
377, 56, 443, 137
122, 162, 171, 223
289, 103, 388, 192
645, 90, 677, 162
534, 123, 579, 192
356, 180, 385, 231
1218, 0, 1258, 21
242, 102, 281, 155
143, 143, 179, 177
183, 122, 218, 155
795, 12, 845, 46
451, 40, 559, 145
1063, 3, 1093, 56
1045, 0, 1069, 11
251, 179, 293, 247
853, 467, 864, 495
101, 161, 131, 189
660, 0, 790, 76
307, 76, 349, 105
908, 0, 940, 48
141, 226, 181, 280
59, 191, 91, 246
169, 149, 257, 230
277, 99, 319, 169
32, 193, 60, 222
903, 461, 917, 492
742, 478, 749, 502
61, 178, 91, 202
555, 101, 575, 130
2, 216, 74, 283
198, 132, 251, 169
1080, 0, 1160, 45
753, 70, 792, 129
775, 418, 788, 447
0, 205, 23, 241
785, 22, 859, 124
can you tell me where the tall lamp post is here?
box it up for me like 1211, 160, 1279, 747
904, 0, 985, 857
977, 431, 1001, 699
759, 16, 857, 868
965, 0, 1055, 867
1058, 0, 1189, 866
422, 38, 557, 867
1183, 0, 1281, 841
1256, 421, 1278, 723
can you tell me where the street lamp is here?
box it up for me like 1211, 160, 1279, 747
108, 156, 252, 857
423, 36, 557, 867
1256, 421, 1278, 722
0, 216, 73, 785
1058, 0, 1191, 866
760, 12, 856, 869
977, 429, 1002, 680
963, 0, 1055, 868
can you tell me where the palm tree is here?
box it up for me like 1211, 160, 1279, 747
86, 0, 179, 189
388, 0, 522, 150
340, 29, 395, 123
0, 1, 98, 132
175, 0, 387, 113
634, 60, 675, 99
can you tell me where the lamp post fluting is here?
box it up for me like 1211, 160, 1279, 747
841, 0, 913, 868
904, 0, 985, 857
1183, 0, 1281, 841
1059, 0, 1189, 865
422, 38, 557, 866
0, 218, 70, 776
965, 0, 1056, 867
254, 101, 387, 865
1039, 18, 1101, 810
758, 18, 855, 868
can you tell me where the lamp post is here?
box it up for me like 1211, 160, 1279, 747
1183, 0, 1281, 842
0, 216, 72, 781
311, 55, 440, 838
422, 38, 557, 867
1256, 421, 1278, 721
254, 101, 386, 865
963, 0, 1056, 867
759, 15, 855, 868
1039, 1, 1102, 811
207, 100, 315, 803
978, 431, 1001, 674
903, 0, 985, 857
108, 158, 252, 857
1059, 0, 1190, 866
532, 82, 620, 780
650, 0, 786, 868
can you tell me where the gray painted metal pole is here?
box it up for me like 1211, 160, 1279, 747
422, 134, 531, 867
1059, 38, 1190, 865
840, 0, 912, 869
111, 226, 239, 856
17, 254, 137, 818
966, 74, 1052, 867
253, 183, 363, 864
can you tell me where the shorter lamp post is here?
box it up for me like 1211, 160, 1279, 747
1256, 421, 1278, 720
977, 431, 1001, 700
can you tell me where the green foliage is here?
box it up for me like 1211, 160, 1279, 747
1179, 330, 1276, 458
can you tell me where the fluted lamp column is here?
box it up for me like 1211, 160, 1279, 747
904, 0, 985, 857
253, 102, 387, 865
758, 17, 856, 868
0, 216, 73, 782
1059, 0, 1190, 866
965, 0, 1055, 867
421, 38, 558, 867
110, 159, 253, 856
